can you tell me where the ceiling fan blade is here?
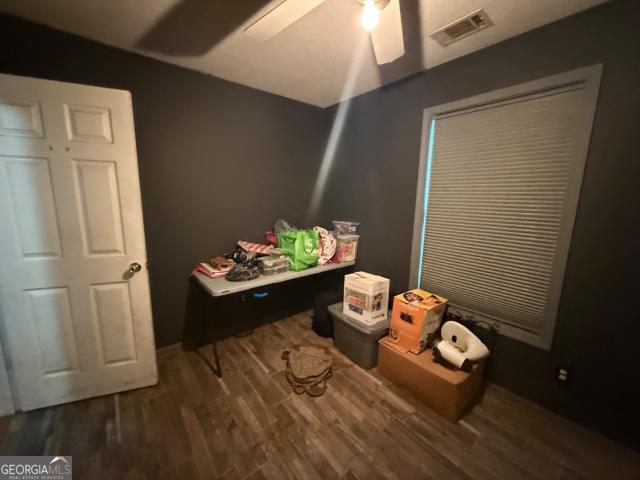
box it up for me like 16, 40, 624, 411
137, 0, 272, 56
370, 0, 405, 64
244, 0, 326, 41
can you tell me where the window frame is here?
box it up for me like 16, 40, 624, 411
409, 65, 602, 349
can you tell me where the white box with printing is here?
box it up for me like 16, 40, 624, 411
343, 272, 390, 325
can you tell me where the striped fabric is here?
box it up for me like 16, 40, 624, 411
238, 241, 274, 255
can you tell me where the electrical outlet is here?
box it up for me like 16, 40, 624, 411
557, 367, 569, 383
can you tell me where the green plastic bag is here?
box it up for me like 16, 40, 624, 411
277, 230, 320, 272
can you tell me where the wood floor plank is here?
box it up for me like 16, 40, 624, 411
316, 422, 388, 480
1, 311, 638, 480
463, 406, 561, 479
402, 414, 497, 480
286, 422, 343, 478
0, 416, 11, 446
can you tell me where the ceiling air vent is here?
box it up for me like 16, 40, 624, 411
431, 9, 494, 47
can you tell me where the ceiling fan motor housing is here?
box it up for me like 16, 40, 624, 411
357, 0, 391, 9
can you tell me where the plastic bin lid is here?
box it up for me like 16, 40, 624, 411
328, 302, 390, 334
332, 220, 360, 225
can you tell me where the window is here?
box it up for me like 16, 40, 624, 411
409, 66, 601, 348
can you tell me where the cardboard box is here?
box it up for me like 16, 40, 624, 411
377, 336, 484, 422
389, 289, 447, 353
343, 272, 390, 325
388, 330, 427, 355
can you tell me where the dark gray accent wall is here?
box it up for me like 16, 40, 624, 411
315, 0, 640, 448
1, 0, 638, 449
0, 14, 328, 348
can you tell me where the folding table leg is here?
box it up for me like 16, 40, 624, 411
211, 341, 222, 377
196, 341, 222, 377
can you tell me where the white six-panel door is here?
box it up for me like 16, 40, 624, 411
0, 73, 157, 411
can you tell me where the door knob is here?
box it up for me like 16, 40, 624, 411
127, 262, 142, 275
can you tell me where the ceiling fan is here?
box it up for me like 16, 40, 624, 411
243, 0, 405, 65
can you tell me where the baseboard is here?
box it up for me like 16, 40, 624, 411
156, 342, 182, 359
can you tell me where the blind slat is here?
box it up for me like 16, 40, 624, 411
419, 87, 584, 335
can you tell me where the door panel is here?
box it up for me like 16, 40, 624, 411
90, 282, 137, 366
0, 98, 44, 138
73, 159, 125, 255
4, 156, 62, 257
0, 73, 157, 411
63, 104, 113, 144
25, 287, 79, 376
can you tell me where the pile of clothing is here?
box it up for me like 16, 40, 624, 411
191, 218, 347, 282
190, 256, 235, 279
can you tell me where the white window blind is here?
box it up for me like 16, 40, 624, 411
412, 67, 601, 348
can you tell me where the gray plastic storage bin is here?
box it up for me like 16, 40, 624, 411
329, 302, 390, 369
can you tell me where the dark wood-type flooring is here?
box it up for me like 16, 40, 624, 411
1, 312, 638, 479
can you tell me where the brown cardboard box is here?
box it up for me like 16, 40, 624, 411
377, 336, 484, 422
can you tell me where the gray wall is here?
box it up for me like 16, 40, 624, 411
316, 0, 640, 448
1, 0, 638, 448
0, 14, 328, 348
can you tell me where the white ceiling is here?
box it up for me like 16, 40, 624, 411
0, 0, 608, 107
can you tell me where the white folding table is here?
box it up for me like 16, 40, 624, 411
193, 261, 355, 376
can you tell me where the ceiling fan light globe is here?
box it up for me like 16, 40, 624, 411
360, 1, 380, 31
